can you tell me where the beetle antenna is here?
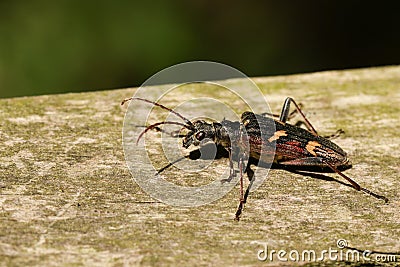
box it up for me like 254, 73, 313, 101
122, 97, 194, 127
136, 121, 191, 145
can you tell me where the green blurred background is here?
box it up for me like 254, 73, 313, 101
1, 1, 399, 98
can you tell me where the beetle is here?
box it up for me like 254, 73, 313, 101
122, 97, 388, 220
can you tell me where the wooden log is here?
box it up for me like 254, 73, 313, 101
1, 66, 399, 266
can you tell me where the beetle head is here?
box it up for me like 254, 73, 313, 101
182, 120, 216, 148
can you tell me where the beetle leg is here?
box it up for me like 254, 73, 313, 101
220, 148, 236, 183
278, 157, 327, 167
292, 121, 345, 140
235, 159, 255, 221
279, 157, 388, 203
280, 97, 319, 136
262, 104, 301, 120
322, 129, 345, 140
234, 157, 244, 220
323, 160, 389, 203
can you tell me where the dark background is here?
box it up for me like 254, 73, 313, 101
1, 1, 399, 98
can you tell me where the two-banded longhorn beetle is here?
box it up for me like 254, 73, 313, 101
122, 97, 388, 220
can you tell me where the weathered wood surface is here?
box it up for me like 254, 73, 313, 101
1, 66, 399, 266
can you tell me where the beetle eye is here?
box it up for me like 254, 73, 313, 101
195, 131, 205, 141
